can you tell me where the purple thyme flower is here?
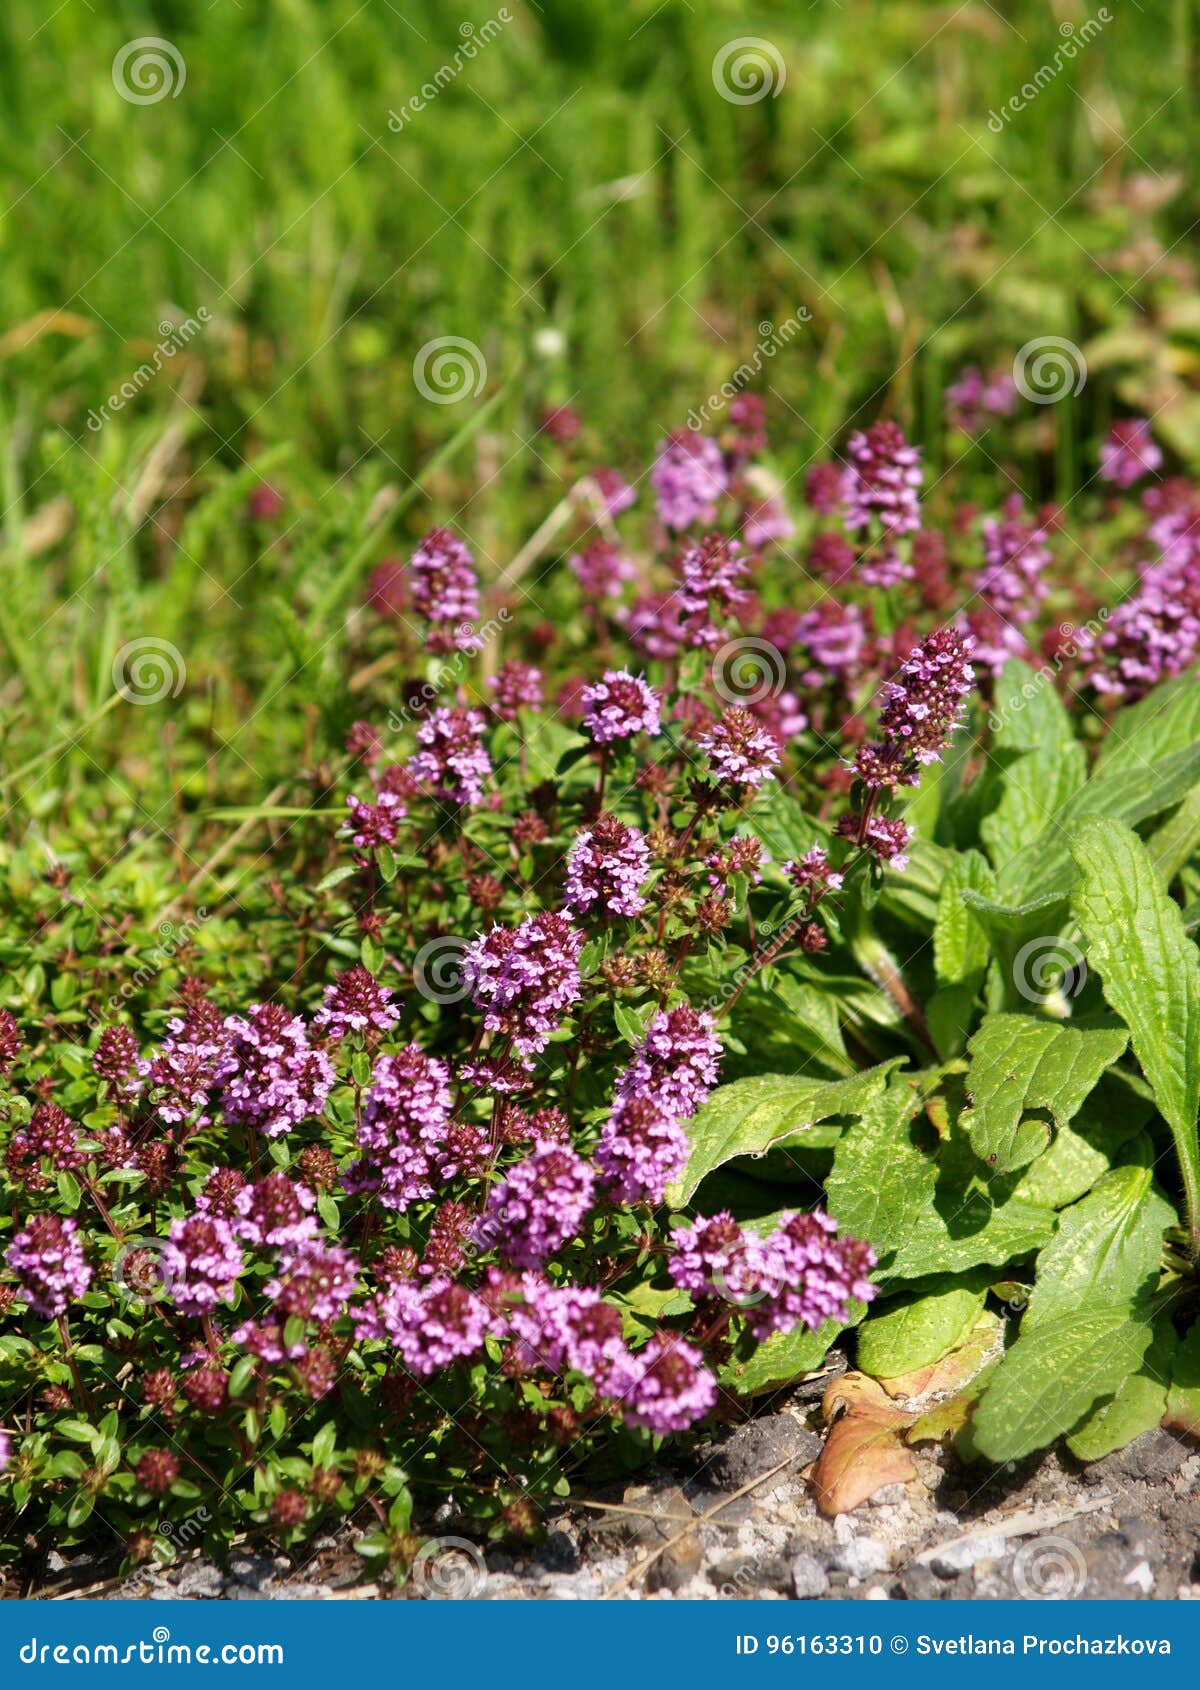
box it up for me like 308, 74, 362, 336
564, 814, 652, 919
569, 539, 635, 605
6, 1216, 92, 1318
590, 466, 638, 517
407, 706, 492, 806
345, 789, 406, 861
652, 432, 729, 530
616, 1005, 721, 1121
595, 1095, 688, 1206
467, 911, 583, 1063
1078, 555, 1200, 700
93, 1024, 137, 1085
408, 528, 480, 653
853, 626, 975, 790
508, 1275, 629, 1379
843, 421, 922, 537
582, 669, 662, 744
217, 1004, 335, 1139
267, 1240, 360, 1325
6, 1104, 84, 1186
678, 533, 750, 646
627, 593, 690, 662
361, 1277, 498, 1375
742, 494, 794, 549
858, 545, 914, 589
313, 966, 399, 1040
805, 460, 850, 515
607, 1334, 717, 1434
136, 1000, 229, 1129
699, 707, 780, 789
835, 810, 914, 871
783, 847, 844, 905
349, 1045, 455, 1212
944, 365, 1018, 434
233, 1172, 319, 1251
968, 511, 1051, 674
476, 1141, 595, 1268
489, 660, 544, 720
163, 1213, 244, 1318
791, 602, 867, 685
669, 1209, 875, 1339
0, 1011, 22, 1075
0, 1430, 10, 1473
1100, 418, 1162, 489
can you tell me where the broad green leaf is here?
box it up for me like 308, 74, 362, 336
722, 1311, 860, 1396
1066, 1321, 1175, 1461
669, 1060, 903, 1205
980, 658, 1087, 869
883, 1193, 1056, 1278
1012, 1075, 1154, 1209
969, 1307, 1154, 1462
1071, 818, 1200, 1256
1148, 786, 1200, 882
1093, 664, 1200, 776
1024, 1153, 1173, 1331
856, 1278, 987, 1379
960, 1014, 1127, 1174
997, 739, 1200, 904
825, 1076, 934, 1251
743, 782, 821, 865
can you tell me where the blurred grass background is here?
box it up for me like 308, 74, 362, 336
0, 0, 1196, 858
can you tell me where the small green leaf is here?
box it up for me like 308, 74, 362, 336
980, 659, 1087, 870
933, 849, 994, 986
1071, 818, 1200, 1256
1067, 1321, 1175, 1461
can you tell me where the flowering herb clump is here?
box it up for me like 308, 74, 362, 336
4, 389, 1200, 1577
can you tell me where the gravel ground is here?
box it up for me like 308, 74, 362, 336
29, 1364, 1200, 1604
